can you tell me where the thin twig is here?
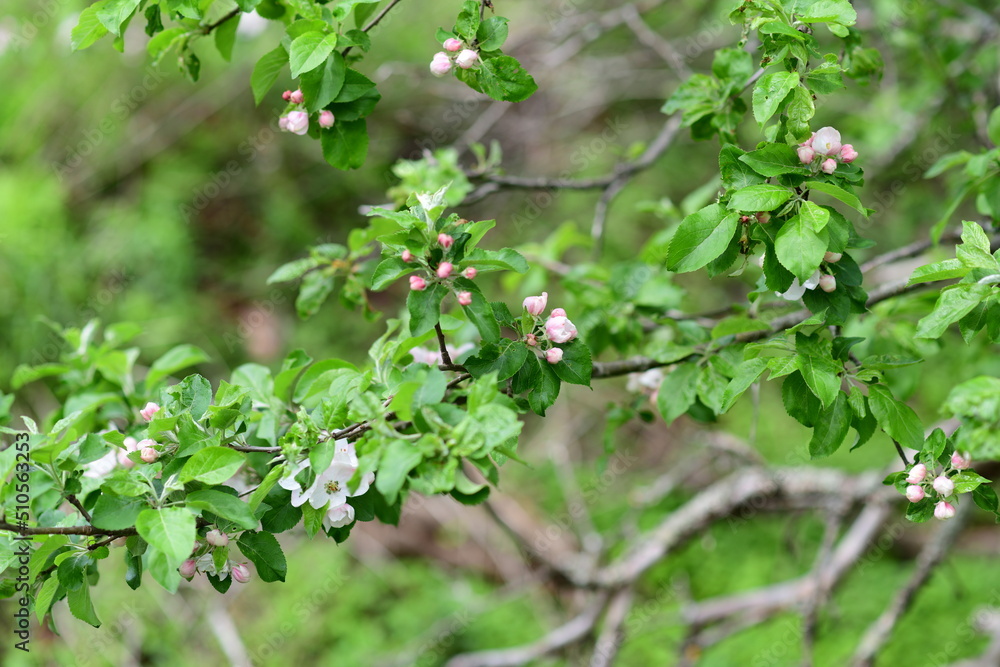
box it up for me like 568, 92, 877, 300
66, 494, 93, 524
342, 0, 406, 56
202, 8, 240, 34
435, 323, 454, 366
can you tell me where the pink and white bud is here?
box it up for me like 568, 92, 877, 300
284, 111, 309, 136
232, 563, 251, 583
906, 463, 928, 484
140, 447, 159, 463
456, 49, 479, 69
819, 274, 837, 292
905, 485, 925, 503
318, 110, 335, 128
545, 316, 578, 344
436, 261, 454, 279
282, 90, 292, 101
797, 146, 815, 164
820, 158, 837, 174
438, 233, 454, 248
823, 251, 842, 263
934, 501, 956, 520
430, 52, 453, 77
546, 348, 564, 364
933, 475, 955, 496
523, 292, 548, 316
140, 402, 161, 421
206, 529, 229, 547
179, 559, 198, 579
839, 144, 858, 163
951, 452, 972, 470
525, 334, 537, 346
289, 89, 304, 105
409, 275, 427, 291
278, 116, 290, 131
549, 308, 567, 319
462, 267, 477, 279
457, 291, 472, 306
401, 249, 414, 263
443, 38, 463, 52
800, 133, 815, 148
812, 126, 842, 156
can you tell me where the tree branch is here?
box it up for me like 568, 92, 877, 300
342, 0, 406, 56
0, 521, 135, 538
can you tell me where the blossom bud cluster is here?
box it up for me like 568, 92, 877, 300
403, 229, 479, 310
430, 38, 480, 77
521, 293, 578, 364
900, 452, 974, 520
278, 89, 335, 136
797, 126, 858, 174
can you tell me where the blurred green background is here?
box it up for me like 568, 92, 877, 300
3, 0, 1000, 664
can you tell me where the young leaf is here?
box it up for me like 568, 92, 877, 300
135, 507, 196, 565
179, 447, 247, 485
251, 46, 289, 106
655, 363, 700, 424
809, 392, 851, 458
407, 283, 447, 337
375, 440, 422, 505
776, 214, 827, 281
868, 384, 923, 450
666, 204, 740, 273
752, 72, 799, 125
728, 184, 792, 212
237, 531, 287, 582
289, 31, 338, 78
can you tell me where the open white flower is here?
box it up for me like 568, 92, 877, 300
776, 269, 822, 301
279, 440, 374, 510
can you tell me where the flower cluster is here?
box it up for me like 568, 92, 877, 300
429, 38, 479, 77
405, 226, 480, 309
775, 251, 842, 301
278, 89, 335, 136
521, 293, 578, 364
901, 451, 974, 520
279, 440, 374, 530
83, 403, 169, 478
797, 126, 858, 174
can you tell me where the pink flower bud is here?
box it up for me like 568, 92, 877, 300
123, 436, 139, 452
456, 49, 478, 69
409, 275, 427, 291
545, 315, 578, 344
906, 463, 927, 484
546, 348, 564, 364
820, 158, 837, 174
823, 251, 842, 263
278, 116, 290, 131
549, 308, 566, 318
523, 292, 548, 316
755, 211, 770, 224
318, 110, 335, 128
457, 291, 472, 306
934, 501, 956, 520
206, 530, 229, 547
289, 89, 304, 105
797, 146, 815, 164
933, 475, 955, 496
839, 144, 858, 163
443, 38, 463, 52
800, 133, 815, 148
819, 274, 837, 292
525, 334, 537, 346
437, 261, 453, 278
463, 267, 477, 279
430, 52, 453, 77
232, 563, 251, 583
812, 126, 842, 156
179, 559, 197, 579
951, 452, 971, 470
282, 90, 292, 101
905, 485, 925, 503
401, 249, 414, 263
438, 233, 454, 249
140, 447, 159, 463
140, 402, 161, 421
283, 111, 309, 136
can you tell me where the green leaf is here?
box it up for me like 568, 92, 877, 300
146, 345, 210, 387
475, 55, 538, 103
375, 440, 422, 505
720, 144, 766, 190
67, 584, 101, 627
809, 391, 852, 458
988, 107, 1000, 147
179, 447, 247, 485
776, 213, 827, 281
462, 248, 529, 273
720, 358, 769, 412
956, 221, 998, 270
295, 270, 336, 319
251, 46, 289, 106
267, 256, 324, 284
796, 354, 840, 409
798, 0, 857, 25
740, 143, 810, 178
91, 493, 145, 530
465, 341, 530, 381
454, 0, 481, 41
455, 279, 501, 344
868, 384, 923, 450
799, 201, 830, 233
915, 284, 994, 339
237, 531, 287, 582
752, 72, 799, 125
97, 0, 140, 36
549, 339, 592, 387
528, 362, 561, 416
666, 204, 740, 273
300, 52, 347, 113
72, 2, 110, 50
908, 259, 968, 285
289, 31, 338, 78
35, 575, 61, 622
803, 180, 866, 216
655, 363, 700, 425
953, 471, 991, 494
476, 16, 509, 51
407, 283, 447, 337
370, 257, 414, 290
248, 465, 284, 512
186, 490, 259, 530
320, 118, 369, 170
135, 507, 196, 564
728, 184, 792, 212
214, 12, 240, 61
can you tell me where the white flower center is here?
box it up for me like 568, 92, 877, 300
325, 481, 341, 494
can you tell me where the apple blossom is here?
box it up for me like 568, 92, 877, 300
906, 463, 928, 484
438, 233, 454, 248
824, 252, 842, 263
523, 292, 548, 316
443, 38, 463, 52
821, 158, 837, 174
430, 52, 453, 77
525, 334, 537, 346
409, 275, 427, 291
278, 116, 289, 131
546, 348, 564, 364
545, 316, 578, 344
140, 402, 160, 421
951, 452, 971, 470
117, 436, 140, 468
283, 111, 309, 135
281, 90, 292, 101
323, 503, 356, 530
797, 146, 815, 164
179, 559, 198, 579
437, 261, 453, 278
232, 564, 251, 583
905, 485, 925, 503
401, 249, 414, 263
278, 440, 374, 511
289, 89, 304, 105
800, 133, 814, 148
140, 447, 159, 463
819, 274, 837, 292
206, 530, 229, 547
318, 110, 335, 128
456, 49, 478, 69
933, 475, 955, 496
457, 291, 472, 306
839, 144, 858, 163
934, 501, 956, 520
812, 127, 842, 156
463, 267, 477, 279
83, 450, 118, 479
776, 270, 822, 301
549, 308, 567, 318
